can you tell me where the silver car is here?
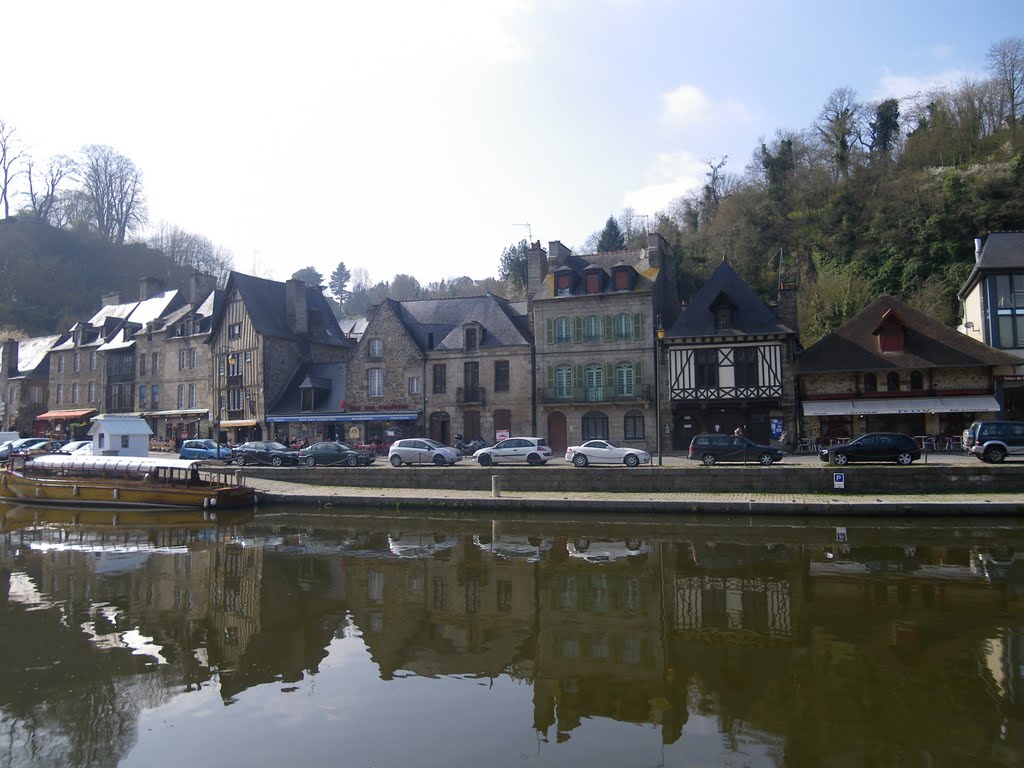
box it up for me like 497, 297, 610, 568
473, 436, 552, 466
388, 438, 461, 467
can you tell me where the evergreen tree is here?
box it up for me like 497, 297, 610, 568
498, 239, 529, 296
329, 261, 351, 303
596, 216, 626, 252
291, 266, 324, 287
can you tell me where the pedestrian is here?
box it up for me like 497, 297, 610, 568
733, 426, 744, 437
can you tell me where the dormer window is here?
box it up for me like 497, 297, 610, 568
613, 268, 632, 291
555, 273, 571, 297
465, 327, 477, 351
874, 310, 907, 352
585, 271, 601, 294
714, 307, 731, 329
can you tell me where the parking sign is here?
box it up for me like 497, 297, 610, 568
833, 472, 845, 489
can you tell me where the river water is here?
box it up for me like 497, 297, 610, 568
2, 503, 1024, 767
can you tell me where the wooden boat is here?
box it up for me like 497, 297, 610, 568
0, 454, 259, 510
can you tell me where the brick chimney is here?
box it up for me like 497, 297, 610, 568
526, 241, 548, 305
286, 279, 309, 335
1, 339, 18, 377
548, 240, 571, 270
139, 276, 164, 300
102, 291, 121, 307
189, 272, 217, 304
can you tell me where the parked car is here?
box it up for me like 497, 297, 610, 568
688, 433, 783, 465
179, 438, 235, 463
299, 441, 376, 467
564, 440, 650, 468
58, 440, 93, 455
962, 420, 1024, 463
10, 437, 63, 457
818, 432, 920, 465
388, 438, 461, 467
0, 439, 19, 460
234, 440, 300, 467
474, 436, 553, 466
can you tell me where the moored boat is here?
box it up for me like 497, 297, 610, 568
0, 454, 259, 510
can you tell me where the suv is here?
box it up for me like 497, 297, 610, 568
963, 420, 1024, 463
687, 433, 783, 466
388, 438, 461, 467
473, 437, 552, 466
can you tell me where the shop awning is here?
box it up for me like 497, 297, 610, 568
267, 411, 419, 423
34, 408, 97, 421
802, 395, 1000, 416
220, 419, 258, 428
141, 409, 210, 418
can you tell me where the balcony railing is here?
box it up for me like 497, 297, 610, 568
456, 386, 486, 405
538, 385, 651, 404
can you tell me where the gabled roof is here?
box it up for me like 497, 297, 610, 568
1, 335, 61, 377
390, 294, 532, 352
531, 247, 658, 300
958, 232, 1024, 299
797, 295, 1021, 373
666, 260, 792, 339
218, 272, 346, 346
267, 362, 347, 417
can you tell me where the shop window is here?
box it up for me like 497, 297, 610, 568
582, 411, 608, 440
624, 410, 644, 440
886, 372, 900, 392
864, 373, 877, 392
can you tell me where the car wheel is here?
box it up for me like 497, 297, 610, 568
833, 453, 849, 466
758, 452, 775, 466
433, 454, 446, 466
573, 453, 589, 467
271, 456, 283, 467
626, 538, 642, 551
984, 446, 1007, 464
236, 455, 247, 466
305, 456, 316, 467
701, 454, 716, 466
478, 453, 492, 467
624, 454, 640, 467
896, 451, 914, 465
390, 454, 404, 467
527, 453, 543, 466
346, 455, 358, 467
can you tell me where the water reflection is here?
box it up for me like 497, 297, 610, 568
3, 504, 1024, 766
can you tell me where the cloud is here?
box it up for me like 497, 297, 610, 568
623, 150, 705, 214
662, 85, 712, 127
873, 67, 978, 101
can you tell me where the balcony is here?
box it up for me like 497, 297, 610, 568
456, 386, 486, 406
538, 385, 651, 404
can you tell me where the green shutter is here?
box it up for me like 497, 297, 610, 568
634, 360, 644, 390
605, 362, 614, 387
574, 364, 583, 389
546, 365, 554, 391
546, 318, 553, 345
604, 315, 614, 342
574, 315, 583, 343
633, 313, 643, 340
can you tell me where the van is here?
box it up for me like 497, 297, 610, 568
962, 420, 1024, 463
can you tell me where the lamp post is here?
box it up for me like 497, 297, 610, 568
217, 347, 237, 452
655, 316, 665, 466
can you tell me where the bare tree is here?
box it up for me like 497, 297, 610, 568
0, 120, 26, 218
986, 36, 1024, 151
77, 144, 147, 244
25, 154, 73, 224
148, 222, 233, 284
815, 87, 864, 178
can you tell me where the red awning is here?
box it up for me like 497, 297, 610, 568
34, 409, 98, 421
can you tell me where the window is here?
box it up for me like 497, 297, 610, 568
733, 347, 759, 387
244, 350, 252, 365
139, 354, 146, 376
88, 382, 96, 402
464, 327, 477, 351
30, 386, 41, 404
910, 371, 923, 390
494, 360, 509, 392
121, 435, 130, 449
228, 322, 241, 339
408, 377, 419, 395
73, 352, 80, 372
139, 385, 146, 408
624, 409, 644, 440
715, 307, 732, 329
555, 273, 571, 297
554, 316, 572, 344
369, 339, 383, 359
177, 385, 185, 409
189, 384, 196, 408
493, 409, 512, 435
886, 372, 900, 392
585, 364, 604, 401
433, 364, 447, 394
864, 372, 877, 392
151, 352, 158, 373
57, 355, 64, 374
614, 314, 633, 340
555, 365, 573, 399
463, 361, 479, 401
368, 368, 384, 397
614, 269, 630, 290
695, 349, 718, 388
189, 349, 197, 369
582, 411, 608, 440
585, 272, 601, 294
71, 383, 78, 403
151, 384, 159, 408
615, 363, 635, 397
55, 384, 63, 404
583, 315, 602, 342
89, 351, 97, 370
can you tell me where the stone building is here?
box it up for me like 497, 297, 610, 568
526, 233, 680, 455
0, 336, 61, 436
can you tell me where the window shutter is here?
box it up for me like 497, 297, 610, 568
574, 316, 583, 343
633, 313, 643, 340
604, 315, 614, 342
634, 360, 644, 389
605, 362, 614, 386
546, 365, 554, 390
546, 318, 553, 345
574, 364, 583, 388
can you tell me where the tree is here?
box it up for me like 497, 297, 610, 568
77, 144, 146, 245
816, 87, 863, 178
291, 266, 324, 287
342, 267, 373, 316
24, 154, 72, 224
148, 223, 233, 285
498, 239, 529, 296
390, 274, 421, 300
596, 215, 626, 252
868, 98, 901, 159
0, 120, 25, 219
986, 36, 1024, 151
329, 261, 351, 304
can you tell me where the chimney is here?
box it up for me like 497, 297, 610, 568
286, 279, 309, 335
139, 276, 164, 301
548, 240, 571, 270
1, 339, 18, 377
189, 272, 217, 304
775, 282, 799, 336
526, 241, 548, 304
102, 291, 121, 307
975, 237, 983, 264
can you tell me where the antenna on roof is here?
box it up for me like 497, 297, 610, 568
514, 222, 532, 241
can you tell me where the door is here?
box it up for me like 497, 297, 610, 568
547, 412, 567, 454
429, 412, 450, 445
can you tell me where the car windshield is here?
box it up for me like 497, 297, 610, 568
425, 439, 445, 448
199, 440, 218, 449
265, 442, 289, 451
336, 443, 354, 451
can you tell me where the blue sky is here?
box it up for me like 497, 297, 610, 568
3, 1, 1020, 288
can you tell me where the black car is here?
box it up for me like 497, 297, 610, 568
234, 440, 300, 467
687, 433, 784, 465
298, 441, 376, 467
818, 432, 920, 465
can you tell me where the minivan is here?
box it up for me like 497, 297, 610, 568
962, 420, 1024, 463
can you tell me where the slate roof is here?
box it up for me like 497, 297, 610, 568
389, 294, 532, 352
530, 247, 658, 300
797, 295, 1020, 374
267, 362, 347, 417
958, 232, 1024, 299
222, 272, 346, 346
666, 260, 793, 339
0, 335, 61, 378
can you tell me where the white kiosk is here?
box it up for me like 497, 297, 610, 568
88, 414, 154, 458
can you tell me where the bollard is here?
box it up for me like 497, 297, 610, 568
492, 474, 501, 498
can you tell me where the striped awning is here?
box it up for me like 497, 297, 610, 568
34, 408, 98, 421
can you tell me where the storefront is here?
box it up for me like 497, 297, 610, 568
141, 408, 211, 448
266, 411, 420, 450
32, 408, 98, 440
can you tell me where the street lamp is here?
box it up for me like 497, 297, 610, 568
655, 316, 665, 466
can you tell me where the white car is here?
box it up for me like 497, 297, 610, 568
58, 440, 93, 455
388, 438, 461, 467
564, 440, 651, 468
473, 436, 552, 466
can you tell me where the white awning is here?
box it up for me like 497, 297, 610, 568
802, 395, 1000, 417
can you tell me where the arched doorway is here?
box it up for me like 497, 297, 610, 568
547, 411, 568, 454
429, 411, 451, 445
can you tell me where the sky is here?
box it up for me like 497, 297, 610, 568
3, 0, 1021, 289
